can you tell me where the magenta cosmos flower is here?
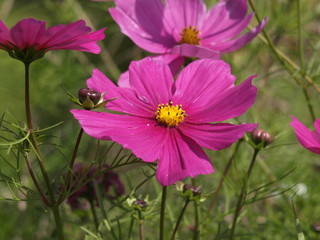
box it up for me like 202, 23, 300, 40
71, 57, 258, 186
109, 0, 268, 59
0, 18, 106, 62
290, 116, 320, 154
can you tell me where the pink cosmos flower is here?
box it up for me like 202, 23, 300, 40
290, 116, 320, 154
0, 18, 106, 62
109, 0, 268, 59
71, 57, 258, 186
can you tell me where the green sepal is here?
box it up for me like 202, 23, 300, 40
94, 97, 118, 109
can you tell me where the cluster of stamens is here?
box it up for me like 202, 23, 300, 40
179, 26, 201, 45
155, 101, 185, 127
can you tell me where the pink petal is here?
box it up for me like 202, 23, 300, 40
201, 13, 254, 45
170, 44, 220, 59
118, 71, 130, 88
71, 110, 167, 162
48, 28, 106, 54
201, 0, 249, 41
109, 0, 175, 53
38, 20, 91, 48
172, 59, 235, 114
290, 116, 320, 154
213, 17, 268, 53
150, 54, 185, 76
86, 68, 154, 117
179, 122, 257, 150
163, 0, 207, 41
0, 20, 13, 48
156, 129, 214, 186
10, 18, 46, 50
128, 57, 174, 108
187, 75, 257, 123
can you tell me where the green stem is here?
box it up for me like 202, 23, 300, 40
302, 87, 316, 122
23, 152, 50, 205
249, 0, 316, 121
193, 201, 200, 240
229, 149, 259, 240
138, 212, 144, 240
58, 128, 84, 203
159, 186, 167, 240
170, 200, 190, 240
89, 198, 100, 233
52, 205, 65, 240
24, 62, 65, 239
208, 140, 242, 213
297, 0, 305, 72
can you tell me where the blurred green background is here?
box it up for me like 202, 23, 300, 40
1, 0, 320, 239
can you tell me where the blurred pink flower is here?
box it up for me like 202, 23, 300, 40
290, 116, 320, 154
66, 163, 124, 210
71, 57, 257, 186
0, 18, 106, 62
109, 0, 268, 59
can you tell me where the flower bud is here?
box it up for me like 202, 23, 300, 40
78, 88, 101, 105
183, 184, 201, 197
251, 129, 274, 147
132, 199, 148, 211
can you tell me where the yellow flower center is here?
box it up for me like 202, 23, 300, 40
179, 26, 201, 45
156, 101, 186, 127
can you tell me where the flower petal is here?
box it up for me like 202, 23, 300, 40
170, 44, 220, 59
118, 54, 184, 88
128, 57, 174, 108
172, 59, 235, 114
290, 116, 320, 154
212, 17, 268, 53
0, 20, 13, 49
48, 28, 106, 54
156, 128, 214, 186
71, 110, 167, 162
179, 122, 257, 150
10, 18, 46, 49
109, 0, 175, 53
187, 75, 257, 123
201, 0, 250, 42
86, 68, 154, 117
164, 0, 207, 41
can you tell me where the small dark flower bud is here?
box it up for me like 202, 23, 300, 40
183, 184, 201, 196
132, 199, 148, 209
252, 129, 274, 147
78, 88, 101, 105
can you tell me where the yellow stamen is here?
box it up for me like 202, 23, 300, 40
155, 101, 185, 127
179, 26, 201, 45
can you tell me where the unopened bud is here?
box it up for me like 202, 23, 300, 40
132, 199, 148, 210
183, 184, 201, 196
252, 129, 274, 147
78, 88, 101, 105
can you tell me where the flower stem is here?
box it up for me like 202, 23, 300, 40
24, 62, 65, 239
159, 186, 167, 240
58, 128, 84, 203
170, 200, 190, 240
89, 198, 100, 233
193, 201, 200, 240
52, 205, 65, 240
229, 149, 259, 240
138, 211, 145, 240
24, 62, 33, 131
